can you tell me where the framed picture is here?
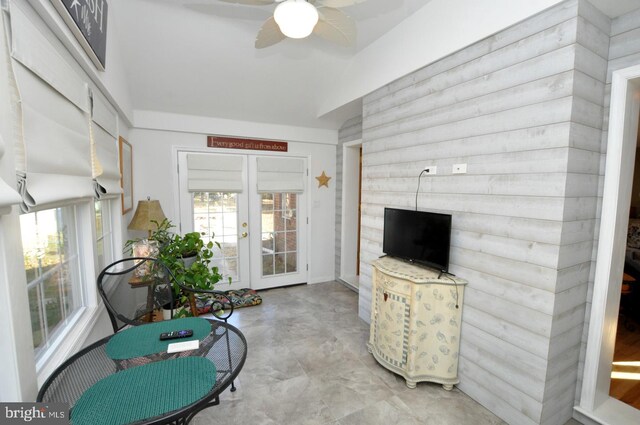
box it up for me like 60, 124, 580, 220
119, 137, 133, 215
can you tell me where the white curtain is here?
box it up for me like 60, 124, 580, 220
186, 153, 244, 193
256, 157, 304, 193
9, 2, 93, 212
91, 89, 121, 198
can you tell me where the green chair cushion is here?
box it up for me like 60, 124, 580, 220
71, 357, 216, 425
106, 317, 211, 360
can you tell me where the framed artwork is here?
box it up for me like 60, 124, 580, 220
119, 137, 133, 215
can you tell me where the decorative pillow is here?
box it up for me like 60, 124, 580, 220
192, 288, 263, 315
628, 219, 640, 248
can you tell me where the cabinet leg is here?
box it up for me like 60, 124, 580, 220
405, 380, 417, 389
442, 384, 454, 391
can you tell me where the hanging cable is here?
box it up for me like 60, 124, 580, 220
415, 169, 427, 211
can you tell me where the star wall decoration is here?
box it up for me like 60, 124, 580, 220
315, 171, 331, 188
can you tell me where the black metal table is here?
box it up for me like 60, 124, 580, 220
37, 319, 247, 425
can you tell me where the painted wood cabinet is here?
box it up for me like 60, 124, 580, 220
367, 256, 467, 390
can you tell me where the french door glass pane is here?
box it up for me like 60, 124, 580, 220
261, 193, 298, 276
193, 192, 239, 281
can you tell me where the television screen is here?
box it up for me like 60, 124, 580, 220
382, 208, 452, 272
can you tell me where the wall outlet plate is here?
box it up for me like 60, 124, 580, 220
423, 166, 437, 175
452, 163, 467, 174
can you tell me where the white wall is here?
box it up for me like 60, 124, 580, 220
129, 122, 337, 285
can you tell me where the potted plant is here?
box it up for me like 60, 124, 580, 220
125, 219, 230, 318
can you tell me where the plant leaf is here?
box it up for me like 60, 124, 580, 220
314, 7, 355, 46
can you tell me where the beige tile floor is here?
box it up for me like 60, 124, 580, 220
192, 281, 580, 425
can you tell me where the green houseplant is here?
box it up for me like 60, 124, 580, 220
125, 219, 230, 317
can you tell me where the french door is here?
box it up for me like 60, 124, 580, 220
177, 152, 307, 291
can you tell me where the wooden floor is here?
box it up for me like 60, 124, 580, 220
609, 311, 640, 410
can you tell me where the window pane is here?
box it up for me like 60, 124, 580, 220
286, 252, 297, 273
193, 192, 239, 282
274, 253, 286, 275
21, 205, 83, 357
286, 231, 297, 252
28, 285, 44, 351
274, 231, 286, 254
262, 254, 273, 276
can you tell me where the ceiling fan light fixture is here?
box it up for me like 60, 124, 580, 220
274, 0, 319, 39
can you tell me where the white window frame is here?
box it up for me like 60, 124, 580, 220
18, 199, 103, 386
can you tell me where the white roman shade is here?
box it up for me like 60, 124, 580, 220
186, 153, 243, 193
9, 2, 93, 212
256, 157, 304, 193
0, 135, 21, 215
91, 89, 121, 198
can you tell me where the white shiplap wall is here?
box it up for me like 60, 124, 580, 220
358, 1, 614, 424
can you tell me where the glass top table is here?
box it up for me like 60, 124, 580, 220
37, 318, 247, 425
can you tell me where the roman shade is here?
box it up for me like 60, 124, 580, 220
256, 157, 304, 193
186, 153, 243, 193
0, 135, 21, 215
91, 89, 121, 199
9, 2, 93, 212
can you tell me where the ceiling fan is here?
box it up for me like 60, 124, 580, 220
218, 0, 367, 48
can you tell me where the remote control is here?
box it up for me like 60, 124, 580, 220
159, 329, 193, 340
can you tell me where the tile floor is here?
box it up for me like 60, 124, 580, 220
192, 281, 579, 425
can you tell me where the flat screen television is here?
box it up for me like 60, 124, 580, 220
382, 208, 452, 272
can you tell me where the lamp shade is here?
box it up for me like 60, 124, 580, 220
128, 199, 167, 233
274, 0, 319, 39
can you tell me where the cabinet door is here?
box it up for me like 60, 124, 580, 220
372, 276, 410, 369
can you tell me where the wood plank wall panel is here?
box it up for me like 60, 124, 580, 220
335, 116, 362, 284
574, 3, 640, 409
357, 1, 614, 424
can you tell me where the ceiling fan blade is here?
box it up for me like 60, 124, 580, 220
218, 0, 276, 5
314, 7, 356, 46
255, 17, 286, 49
316, 0, 367, 8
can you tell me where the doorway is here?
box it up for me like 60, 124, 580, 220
177, 152, 308, 291
340, 139, 362, 290
578, 65, 640, 424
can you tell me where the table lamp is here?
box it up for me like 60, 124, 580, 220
128, 197, 167, 238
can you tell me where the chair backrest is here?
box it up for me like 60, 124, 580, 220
97, 258, 175, 332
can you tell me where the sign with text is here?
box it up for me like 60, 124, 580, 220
52, 0, 108, 71
207, 136, 288, 152
1, 402, 68, 424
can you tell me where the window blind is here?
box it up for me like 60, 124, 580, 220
256, 157, 304, 193
91, 90, 121, 199
8, 2, 93, 212
186, 153, 243, 193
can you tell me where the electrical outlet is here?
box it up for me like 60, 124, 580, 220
423, 166, 437, 175
452, 163, 467, 174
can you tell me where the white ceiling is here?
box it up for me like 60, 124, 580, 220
111, 0, 640, 132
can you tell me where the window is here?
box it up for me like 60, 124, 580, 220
94, 199, 114, 272
193, 192, 239, 282
261, 192, 298, 276
20, 205, 85, 358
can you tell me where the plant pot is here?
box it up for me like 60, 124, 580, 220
181, 254, 197, 268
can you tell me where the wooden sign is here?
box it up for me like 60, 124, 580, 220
52, 0, 108, 71
207, 136, 288, 152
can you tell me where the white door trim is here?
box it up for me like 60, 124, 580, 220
578, 64, 640, 424
340, 139, 362, 289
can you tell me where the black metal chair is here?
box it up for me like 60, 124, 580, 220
97, 257, 238, 391
97, 257, 235, 332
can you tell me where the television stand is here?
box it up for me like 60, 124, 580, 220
367, 256, 467, 390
